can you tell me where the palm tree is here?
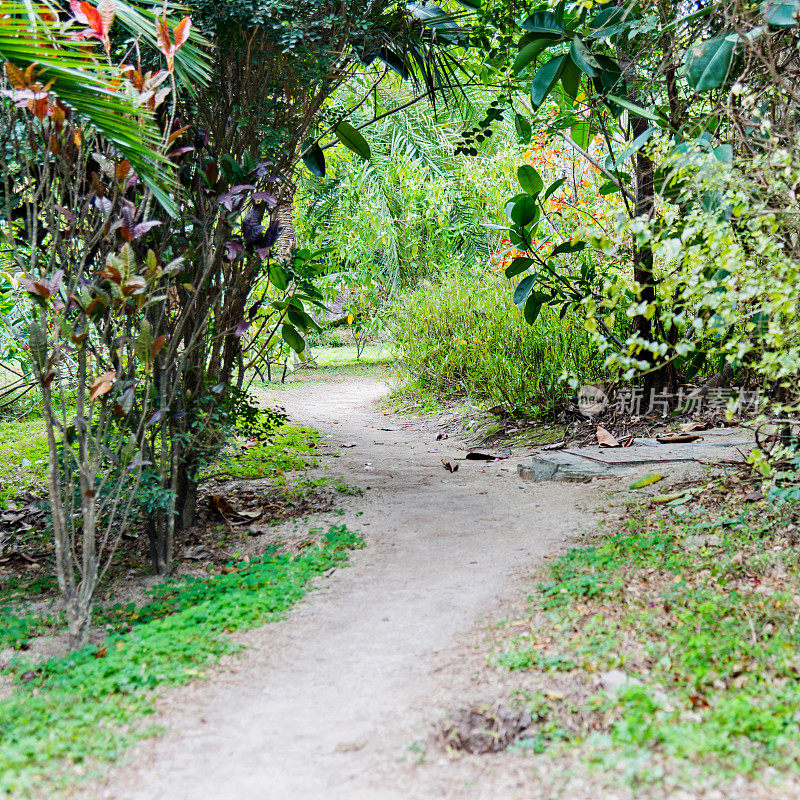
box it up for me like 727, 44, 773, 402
0, 0, 210, 208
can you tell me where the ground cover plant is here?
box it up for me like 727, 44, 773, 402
0, 411, 345, 654
489, 482, 800, 792
0, 524, 363, 798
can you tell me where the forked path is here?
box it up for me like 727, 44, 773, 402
89, 373, 601, 800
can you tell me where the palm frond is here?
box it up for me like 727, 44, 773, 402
0, 1, 211, 213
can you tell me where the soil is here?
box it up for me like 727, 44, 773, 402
75, 369, 614, 800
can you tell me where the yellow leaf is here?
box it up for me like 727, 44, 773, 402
347, 312, 354, 325
630, 474, 664, 490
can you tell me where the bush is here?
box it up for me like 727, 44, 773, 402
391, 267, 608, 415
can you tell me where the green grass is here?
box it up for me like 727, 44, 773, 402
311, 343, 393, 367
495, 496, 800, 785
200, 422, 321, 482
0, 524, 363, 798
0, 418, 49, 508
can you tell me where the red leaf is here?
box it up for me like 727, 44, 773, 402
80, 1, 103, 33
173, 16, 192, 49
97, 0, 115, 35
70, 0, 89, 24
150, 334, 167, 357
155, 16, 171, 58
89, 371, 116, 400
131, 220, 162, 239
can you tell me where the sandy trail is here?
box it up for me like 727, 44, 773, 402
88, 372, 601, 800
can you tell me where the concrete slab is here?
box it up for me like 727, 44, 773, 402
517, 427, 754, 483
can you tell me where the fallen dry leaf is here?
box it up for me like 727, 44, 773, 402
441, 459, 459, 473
596, 426, 620, 447
542, 440, 566, 451
209, 494, 238, 519
656, 434, 703, 444
680, 421, 712, 432
466, 450, 510, 461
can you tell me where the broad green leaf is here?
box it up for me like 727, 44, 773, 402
551, 240, 586, 257
569, 37, 601, 77
524, 291, 547, 324
505, 257, 534, 278
599, 181, 620, 195
281, 324, 306, 353
334, 121, 371, 161
605, 95, 666, 124
302, 142, 326, 177
561, 56, 581, 98
518, 165, 544, 196
378, 47, 410, 78
520, 11, 564, 37
513, 38, 551, 74
406, 3, 464, 44
588, 6, 628, 38
652, 491, 691, 504
629, 473, 664, 490
514, 274, 536, 305
685, 32, 738, 91
593, 55, 626, 114
570, 120, 591, 150
761, 0, 800, 25
714, 144, 734, 164
543, 177, 566, 202
453, 0, 481, 8
514, 113, 532, 143
611, 126, 656, 166
531, 54, 567, 109
506, 194, 540, 227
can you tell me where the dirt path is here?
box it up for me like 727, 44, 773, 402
88, 372, 603, 800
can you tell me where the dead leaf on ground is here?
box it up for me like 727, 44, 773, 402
657, 434, 703, 444
209, 494, 238, 519
680, 421, 712, 432
436, 432, 449, 441
743, 490, 763, 503
596, 426, 620, 447
466, 450, 510, 461
629, 473, 664, 490
183, 545, 211, 561
441, 459, 459, 473
340, 442, 357, 448
652, 491, 690, 504
619, 434, 636, 447
542, 440, 566, 451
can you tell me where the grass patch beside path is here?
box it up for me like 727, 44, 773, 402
0, 524, 363, 798
0, 418, 48, 509
494, 487, 800, 792
311, 343, 393, 367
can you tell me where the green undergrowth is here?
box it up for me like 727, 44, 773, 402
201, 422, 321, 482
390, 266, 610, 416
496, 494, 800, 787
0, 524, 363, 797
0, 606, 55, 651
0, 418, 49, 509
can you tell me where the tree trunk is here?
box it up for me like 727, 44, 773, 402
630, 119, 676, 394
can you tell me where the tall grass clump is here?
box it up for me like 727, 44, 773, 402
391, 267, 608, 415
